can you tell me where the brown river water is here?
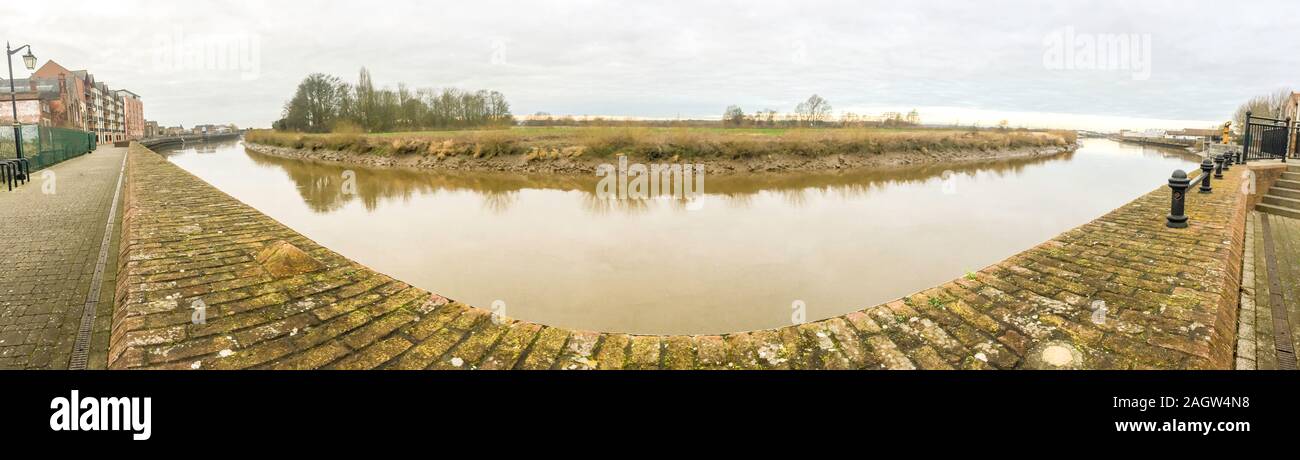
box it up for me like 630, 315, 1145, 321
161, 138, 1198, 334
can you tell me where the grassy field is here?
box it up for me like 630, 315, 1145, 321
246, 126, 1077, 161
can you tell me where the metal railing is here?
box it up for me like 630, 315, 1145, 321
0, 125, 96, 191
1240, 112, 1291, 163
139, 131, 243, 150
1166, 152, 1230, 228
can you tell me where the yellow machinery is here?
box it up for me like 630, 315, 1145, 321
1221, 121, 1232, 144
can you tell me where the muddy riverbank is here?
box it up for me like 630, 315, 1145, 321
244, 142, 1077, 175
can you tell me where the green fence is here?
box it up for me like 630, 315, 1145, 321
0, 125, 96, 171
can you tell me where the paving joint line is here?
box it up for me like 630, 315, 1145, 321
68, 149, 128, 370
1258, 214, 1297, 370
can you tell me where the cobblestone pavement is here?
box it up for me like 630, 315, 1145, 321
1241, 211, 1300, 370
112, 146, 1251, 370
0, 147, 126, 369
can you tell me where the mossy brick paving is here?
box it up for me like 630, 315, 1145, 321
111, 145, 1251, 369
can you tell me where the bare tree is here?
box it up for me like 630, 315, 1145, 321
794, 94, 832, 127
1234, 88, 1294, 130
722, 105, 745, 127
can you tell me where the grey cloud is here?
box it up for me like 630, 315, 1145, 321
4, 0, 1296, 128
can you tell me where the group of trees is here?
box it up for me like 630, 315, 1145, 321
520, 114, 723, 128
274, 68, 514, 133
1233, 88, 1294, 130
721, 95, 919, 128
721, 107, 781, 127
722, 94, 833, 127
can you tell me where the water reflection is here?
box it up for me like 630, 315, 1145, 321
242, 146, 1083, 214
163, 138, 1199, 335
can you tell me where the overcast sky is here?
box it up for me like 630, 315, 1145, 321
5, 0, 1298, 131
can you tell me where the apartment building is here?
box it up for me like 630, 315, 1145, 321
31, 60, 144, 143
117, 89, 143, 140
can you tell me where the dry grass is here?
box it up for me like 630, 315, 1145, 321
246, 126, 1076, 160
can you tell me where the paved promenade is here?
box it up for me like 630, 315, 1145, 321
1241, 211, 1300, 370
110, 145, 1252, 370
0, 146, 126, 369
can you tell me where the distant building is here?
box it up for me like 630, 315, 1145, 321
117, 90, 144, 140
1126, 129, 1167, 138
144, 120, 159, 138
1167, 128, 1220, 142
1285, 92, 1300, 121
1285, 92, 1300, 155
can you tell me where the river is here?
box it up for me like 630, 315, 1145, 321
161, 138, 1199, 334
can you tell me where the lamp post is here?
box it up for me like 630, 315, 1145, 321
7, 41, 36, 180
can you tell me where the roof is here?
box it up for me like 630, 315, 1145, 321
1169, 128, 1220, 137
0, 77, 65, 99
33, 60, 73, 76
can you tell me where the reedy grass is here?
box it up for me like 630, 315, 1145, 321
246, 126, 1076, 160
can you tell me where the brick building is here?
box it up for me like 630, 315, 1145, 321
31, 60, 145, 144
117, 90, 144, 140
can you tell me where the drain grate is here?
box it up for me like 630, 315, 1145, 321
1279, 350, 1299, 370
1258, 215, 1297, 370
68, 152, 128, 370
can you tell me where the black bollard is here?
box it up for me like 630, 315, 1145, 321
1223, 150, 1233, 169
1214, 154, 1224, 179
1167, 169, 1190, 228
1199, 158, 1213, 194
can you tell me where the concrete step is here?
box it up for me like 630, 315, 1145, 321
1257, 203, 1300, 219
1270, 187, 1300, 200
1288, 164, 1300, 174
1281, 171, 1300, 181
1262, 194, 1300, 210
1273, 179, 1300, 191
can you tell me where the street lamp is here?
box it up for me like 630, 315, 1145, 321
7, 42, 36, 180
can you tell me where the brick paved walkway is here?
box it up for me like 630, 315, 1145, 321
0, 147, 126, 369
112, 145, 1251, 369
1241, 211, 1300, 370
